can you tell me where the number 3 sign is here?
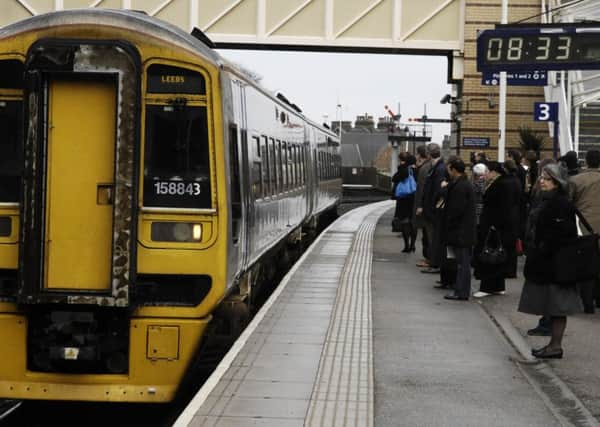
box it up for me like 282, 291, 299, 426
534, 102, 558, 122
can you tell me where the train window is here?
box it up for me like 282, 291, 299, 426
269, 138, 277, 195
229, 125, 242, 244
0, 60, 24, 89
251, 136, 262, 199
281, 142, 288, 191
143, 104, 211, 208
261, 136, 270, 197
287, 145, 293, 189
276, 140, 283, 193
147, 64, 206, 95
0, 100, 23, 202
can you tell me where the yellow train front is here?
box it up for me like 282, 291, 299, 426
0, 9, 341, 403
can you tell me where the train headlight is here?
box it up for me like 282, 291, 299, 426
151, 222, 202, 242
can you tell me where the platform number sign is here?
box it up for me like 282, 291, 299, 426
534, 102, 558, 122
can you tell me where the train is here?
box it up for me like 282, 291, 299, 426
0, 9, 341, 403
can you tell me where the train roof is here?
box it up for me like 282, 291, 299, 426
0, 8, 339, 140
0, 8, 220, 65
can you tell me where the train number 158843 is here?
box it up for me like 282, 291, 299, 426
153, 181, 201, 196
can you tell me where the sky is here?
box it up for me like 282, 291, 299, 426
218, 49, 453, 143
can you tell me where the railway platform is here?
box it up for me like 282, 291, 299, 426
175, 201, 600, 427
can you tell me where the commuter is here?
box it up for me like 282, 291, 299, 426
518, 163, 581, 359
570, 150, 600, 313
508, 150, 528, 244
413, 145, 433, 267
419, 143, 446, 274
471, 163, 488, 227
559, 150, 580, 176
507, 150, 527, 192
437, 156, 457, 290
524, 150, 539, 196
473, 161, 520, 297
525, 158, 557, 337
503, 160, 524, 278
441, 158, 476, 301
392, 152, 417, 253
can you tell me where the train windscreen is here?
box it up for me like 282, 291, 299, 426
143, 104, 211, 208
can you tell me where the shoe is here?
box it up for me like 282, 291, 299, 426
527, 326, 552, 336
421, 267, 440, 274
416, 260, 430, 268
533, 347, 563, 359
493, 291, 506, 295
434, 283, 450, 289
473, 291, 490, 298
584, 306, 595, 314
444, 294, 468, 301
402, 247, 411, 253
409, 246, 416, 252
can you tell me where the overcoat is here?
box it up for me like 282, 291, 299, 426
571, 168, 600, 234
441, 175, 476, 248
474, 174, 520, 279
523, 191, 577, 284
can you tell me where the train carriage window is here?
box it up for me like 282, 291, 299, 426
287, 145, 293, 189
143, 104, 211, 208
276, 140, 283, 193
261, 136, 270, 197
269, 138, 277, 195
252, 136, 263, 199
281, 142, 288, 191
0, 100, 23, 202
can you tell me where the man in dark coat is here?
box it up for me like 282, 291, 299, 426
441, 158, 476, 300
419, 143, 447, 273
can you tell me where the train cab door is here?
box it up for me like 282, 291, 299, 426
44, 78, 116, 291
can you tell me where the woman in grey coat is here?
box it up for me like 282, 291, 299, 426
518, 163, 582, 359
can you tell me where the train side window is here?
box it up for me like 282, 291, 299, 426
269, 138, 277, 196
252, 136, 262, 199
229, 124, 242, 244
287, 145, 293, 189
261, 136, 270, 197
0, 100, 23, 202
281, 141, 288, 191
143, 104, 211, 208
276, 140, 283, 193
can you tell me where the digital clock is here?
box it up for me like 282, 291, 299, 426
477, 25, 600, 72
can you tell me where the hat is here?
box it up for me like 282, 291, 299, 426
543, 163, 569, 192
472, 163, 487, 175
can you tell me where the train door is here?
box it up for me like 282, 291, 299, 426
20, 41, 139, 306
231, 80, 251, 270
45, 79, 116, 291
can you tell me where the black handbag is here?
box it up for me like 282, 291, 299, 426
553, 208, 600, 284
478, 226, 507, 265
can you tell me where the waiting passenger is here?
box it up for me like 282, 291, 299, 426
518, 163, 581, 359
441, 158, 476, 301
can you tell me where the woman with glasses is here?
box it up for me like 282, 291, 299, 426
518, 163, 582, 359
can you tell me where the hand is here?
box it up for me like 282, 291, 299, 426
441, 180, 448, 188
416, 207, 423, 215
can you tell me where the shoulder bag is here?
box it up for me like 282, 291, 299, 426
395, 168, 417, 199
553, 208, 600, 284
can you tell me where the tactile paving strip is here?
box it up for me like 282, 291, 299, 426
304, 209, 381, 427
